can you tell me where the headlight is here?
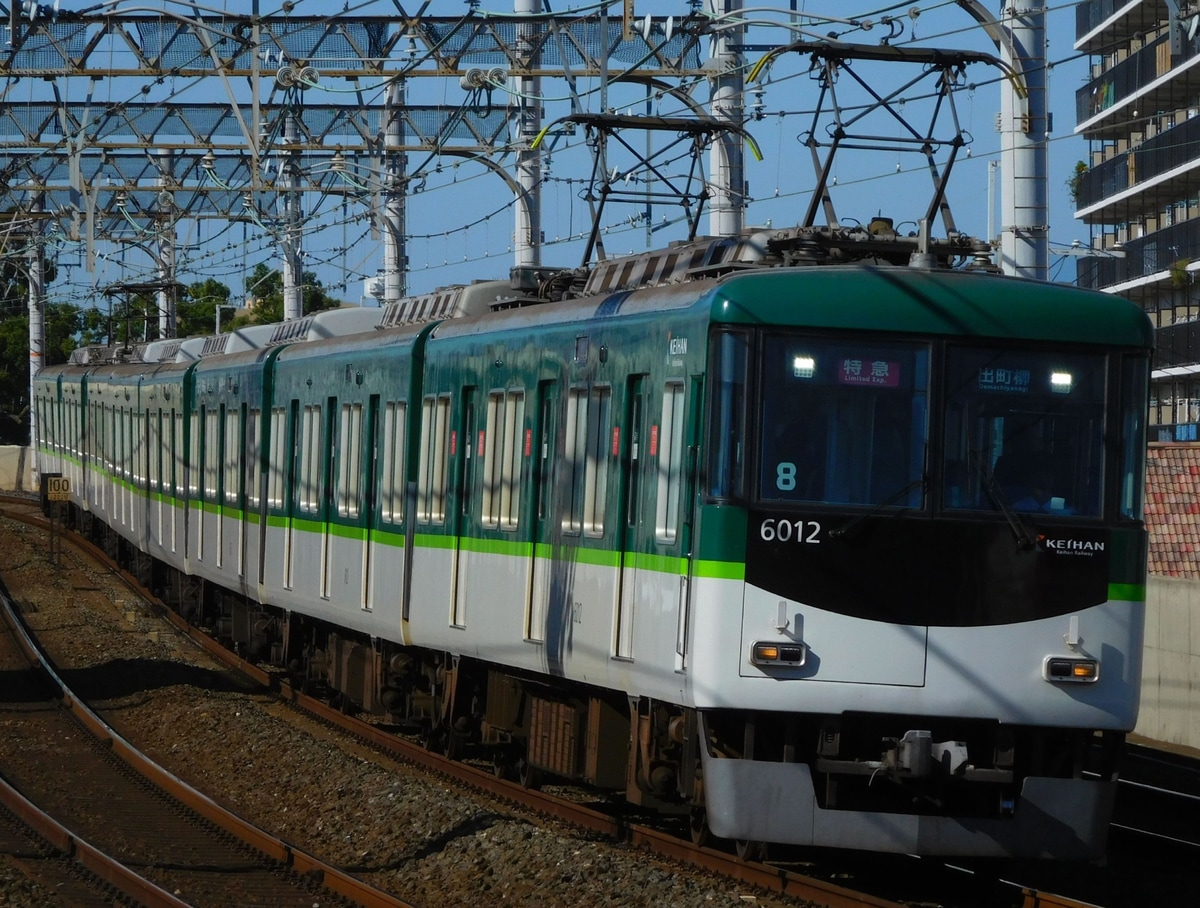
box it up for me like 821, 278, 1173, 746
1043, 656, 1098, 683
751, 641, 806, 666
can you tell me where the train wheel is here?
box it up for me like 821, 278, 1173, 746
689, 766, 709, 846
735, 839, 765, 862
517, 757, 542, 791
492, 745, 519, 781
423, 724, 446, 754
689, 807, 709, 847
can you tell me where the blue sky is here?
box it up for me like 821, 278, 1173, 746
28, 1, 1093, 309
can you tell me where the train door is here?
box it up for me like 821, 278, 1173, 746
284, 400, 300, 589
615, 375, 647, 659
198, 405, 210, 563
118, 404, 128, 527
321, 396, 337, 600
221, 404, 233, 573
151, 407, 163, 544
237, 403, 250, 579
452, 387, 477, 627
142, 406, 153, 548
659, 379, 698, 672
526, 381, 558, 642
361, 395, 380, 610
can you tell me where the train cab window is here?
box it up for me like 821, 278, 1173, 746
482, 390, 525, 530
1119, 355, 1150, 520
707, 330, 748, 501
758, 336, 929, 507
381, 401, 407, 524
942, 346, 1106, 518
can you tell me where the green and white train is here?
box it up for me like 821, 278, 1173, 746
35, 226, 1152, 859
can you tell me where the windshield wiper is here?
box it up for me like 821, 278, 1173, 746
970, 450, 1036, 550
829, 477, 926, 541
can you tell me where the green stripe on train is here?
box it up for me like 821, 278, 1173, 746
1108, 583, 1145, 602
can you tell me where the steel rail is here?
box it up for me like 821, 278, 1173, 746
0, 505, 418, 908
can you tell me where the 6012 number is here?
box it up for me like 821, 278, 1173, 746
759, 518, 821, 544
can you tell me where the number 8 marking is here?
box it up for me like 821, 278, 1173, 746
776, 462, 796, 491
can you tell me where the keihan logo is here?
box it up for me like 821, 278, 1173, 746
669, 336, 688, 355
1038, 535, 1105, 554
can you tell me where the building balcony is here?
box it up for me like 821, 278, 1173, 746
1076, 0, 1164, 55
1074, 112, 1200, 223
1154, 319, 1200, 371
1076, 218, 1200, 291
1076, 32, 1200, 139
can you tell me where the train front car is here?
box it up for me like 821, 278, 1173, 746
691, 267, 1152, 859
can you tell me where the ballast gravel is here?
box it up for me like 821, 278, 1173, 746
0, 515, 818, 908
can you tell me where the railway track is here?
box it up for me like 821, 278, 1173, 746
2, 494, 1196, 907
0, 509, 412, 907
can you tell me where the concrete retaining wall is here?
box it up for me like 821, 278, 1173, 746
0, 446, 35, 494
1137, 576, 1200, 749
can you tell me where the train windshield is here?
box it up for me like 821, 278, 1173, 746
942, 346, 1106, 518
758, 336, 929, 506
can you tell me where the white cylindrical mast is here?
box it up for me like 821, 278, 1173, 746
157, 149, 176, 339
27, 188, 44, 457
514, 0, 542, 271
281, 107, 304, 320
999, 0, 1048, 280
709, 0, 745, 238
383, 79, 407, 303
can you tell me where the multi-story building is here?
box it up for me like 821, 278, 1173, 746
1075, 0, 1200, 440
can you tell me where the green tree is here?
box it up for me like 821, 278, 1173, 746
178, 277, 232, 337
0, 293, 84, 442
103, 290, 160, 347
77, 305, 111, 348
238, 262, 340, 326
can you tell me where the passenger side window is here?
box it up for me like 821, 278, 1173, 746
656, 383, 686, 544
417, 394, 450, 524
483, 389, 525, 530
381, 401, 407, 524
338, 403, 363, 518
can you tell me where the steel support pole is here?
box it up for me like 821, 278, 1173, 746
709, 0, 745, 238
998, 0, 1048, 280
27, 189, 45, 460
157, 149, 177, 338
383, 80, 407, 303
514, 0, 542, 271
281, 108, 304, 320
